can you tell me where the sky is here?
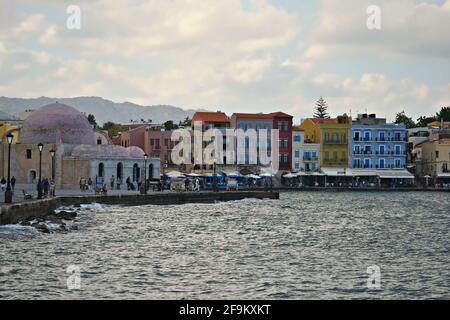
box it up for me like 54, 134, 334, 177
0, 0, 449, 123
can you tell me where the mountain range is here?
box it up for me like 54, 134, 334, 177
0, 96, 205, 125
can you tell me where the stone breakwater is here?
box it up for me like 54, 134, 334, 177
0, 191, 279, 225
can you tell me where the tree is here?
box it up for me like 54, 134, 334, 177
416, 116, 436, 128
102, 121, 125, 139
436, 106, 450, 122
395, 111, 416, 129
163, 120, 179, 130
87, 114, 97, 128
179, 117, 192, 127
313, 97, 330, 118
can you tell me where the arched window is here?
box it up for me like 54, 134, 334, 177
132, 163, 140, 182
29, 170, 37, 184
117, 163, 123, 180
148, 164, 154, 180
98, 163, 105, 178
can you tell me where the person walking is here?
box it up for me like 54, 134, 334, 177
43, 178, 49, 197
110, 175, 115, 190
0, 177, 6, 191
87, 177, 93, 192
11, 176, 16, 192
126, 176, 131, 190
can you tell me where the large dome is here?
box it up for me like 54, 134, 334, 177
20, 103, 95, 145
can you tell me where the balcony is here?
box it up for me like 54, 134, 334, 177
303, 157, 319, 162
324, 139, 347, 145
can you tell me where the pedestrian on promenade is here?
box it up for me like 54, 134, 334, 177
87, 177, 93, 192
116, 177, 122, 190
43, 178, 49, 197
126, 176, 131, 190
11, 176, 16, 192
110, 175, 115, 190
0, 177, 6, 191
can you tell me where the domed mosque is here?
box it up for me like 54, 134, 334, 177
7, 103, 160, 189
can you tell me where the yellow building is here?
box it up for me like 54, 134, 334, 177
419, 134, 450, 179
319, 115, 351, 168
0, 121, 22, 144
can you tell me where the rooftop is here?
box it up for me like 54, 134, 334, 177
192, 112, 230, 123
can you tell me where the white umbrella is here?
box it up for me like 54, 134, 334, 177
166, 171, 185, 178
260, 173, 274, 177
246, 174, 261, 179
283, 173, 296, 178
186, 173, 202, 177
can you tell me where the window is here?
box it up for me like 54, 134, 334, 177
295, 162, 300, 170
97, 138, 102, 145
341, 151, 347, 161
395, 159, 402, 168
332, 132, 338, 142
304, 152, 311, 160
294, 134, 302, 142
333, 151, 338, 161
98, 163, 105, 178
353, 159, 361, 168
395, 145, 401, 155
26, 149, 32, 159
325, 132, 330, 141
150, 139, 155, 146
324, 151, 329, 160
379, 158, 385, 169
436, 151, 440, 159
364, 158, 371, 168
354, 131, 361, 141
379, 132, 385, 141
379, 145, 385, 155
295, 150, 300, 158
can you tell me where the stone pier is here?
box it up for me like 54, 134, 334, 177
0, 191, 279, 225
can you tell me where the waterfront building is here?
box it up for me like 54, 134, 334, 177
230, 112, 293, 172
320, 115, 351, 169
192, 111, 230, 131
303, 143, 320, 172
0, 103, 160, 188
350, 114, 407, 170
292, 128, 304, 172
415, 132, 450, 183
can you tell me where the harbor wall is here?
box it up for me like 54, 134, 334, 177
0, 191, 279, 225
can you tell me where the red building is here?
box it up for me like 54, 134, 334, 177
231, 112, 293, 171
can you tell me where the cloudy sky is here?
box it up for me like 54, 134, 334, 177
0, 0, 449, 123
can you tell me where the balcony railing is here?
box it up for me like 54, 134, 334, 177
325, 139, 347, 145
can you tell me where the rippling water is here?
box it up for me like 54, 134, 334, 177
1, 192, 449, 300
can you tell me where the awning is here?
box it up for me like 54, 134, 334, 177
222, 171, 240, 177
352, 169, 378, 177
437, 173, 450, 178
283, 173, 296, 178
321, 168, 353, 177
377, 170, 415, 179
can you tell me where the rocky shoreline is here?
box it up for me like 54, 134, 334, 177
18, 209, 79, 234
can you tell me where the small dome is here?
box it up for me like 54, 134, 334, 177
127, 146, 145, 158
20, 103, 95, 145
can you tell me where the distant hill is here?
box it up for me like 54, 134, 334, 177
0, 110, 18, 120
0, 96, 205, 125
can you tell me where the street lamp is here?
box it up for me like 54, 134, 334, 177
50, 149, 56, 196
37, 143, 44, 199
144, 154, 148, 194
4, 133, 14, 203
213, 158, 218, 192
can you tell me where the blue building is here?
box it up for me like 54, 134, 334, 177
350, 114, 407, 169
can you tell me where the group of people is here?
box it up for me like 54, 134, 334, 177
0, 176, 16, 191
79, 177, 94, 192
40, 178, 56, 197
